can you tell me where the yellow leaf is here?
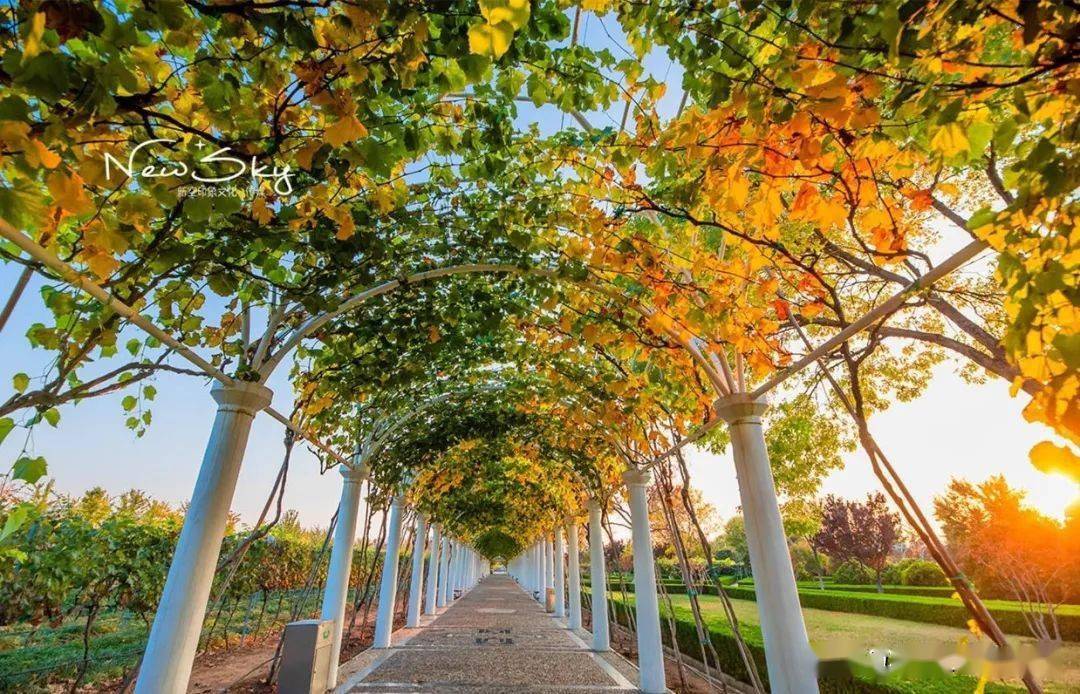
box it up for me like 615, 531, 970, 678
816, 196, 849, 230
324, 115, 368, 148
1029, 440, 1080, 483
22, 12, 46, 62
468, 21, 515, 59
479, 0, 530, 30
83, 219, 129, 254
296, 141, 322, 170
47, 171, 93, 215
251, 197, 273, 224
79, 247, 120, 279
0, 120, 30, 149
929, 124, 969, 158
428, 325, 442, 343
372, 186, 395, 213
335, 211, 356, 240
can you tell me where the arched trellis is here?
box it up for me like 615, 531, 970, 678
0, 218, 989, 694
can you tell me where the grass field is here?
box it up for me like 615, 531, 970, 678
652, 593, 1080, 694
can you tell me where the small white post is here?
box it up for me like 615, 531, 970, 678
554, 529, 566, 618
424, 523, 441, 615
716, 394, 819, 694
587, 499, 610, 652
373, 495, 405, 648
136, 382, 272, 694
406, 513, 428, 627
566, 519, 582, 630
321, 463, 369, 688
625, 468, 666, 693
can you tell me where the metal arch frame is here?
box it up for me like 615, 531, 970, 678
254, 263, 731, 393
0, 221, 989, 475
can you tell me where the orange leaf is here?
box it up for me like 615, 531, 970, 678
47, 171, 93, 215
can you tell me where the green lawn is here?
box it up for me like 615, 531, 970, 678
657, 593, 1080, 694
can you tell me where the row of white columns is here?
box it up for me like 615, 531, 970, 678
506, 471, 666, 692
134, 383, 815, 694
322, 488, 488, 687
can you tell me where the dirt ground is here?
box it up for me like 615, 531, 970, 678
73, 608, 393, 693
185, 610, 393, 693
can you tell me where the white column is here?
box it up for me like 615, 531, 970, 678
452, 543, 463, 595
320, 464, 369, 688
544, 536, 555, 611
554, 529, 566, 618
530, 543, 539, 597
625, 468, 666, 693
437, 537, 451, 607
445, 542, 456, 600
566, 519, 582, 630
534, 541, 544, 601
455, 543, 464, 591
373, 495, 405, 648
587, 499, 610, 652
526, 544, 535, 595
406, 513, 428, 627
716, 394, 818, 694
136, 382, 272, 694
424, 523, 441, 615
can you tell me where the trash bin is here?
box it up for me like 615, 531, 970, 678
545, 587, 555, 613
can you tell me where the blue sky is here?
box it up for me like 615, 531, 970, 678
0, 11, 1074, 531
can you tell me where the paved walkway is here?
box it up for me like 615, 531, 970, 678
337, 574, 643, 693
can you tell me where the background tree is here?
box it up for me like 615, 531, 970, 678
934, 475, 1080, 641
648, 484, 719, 562
813, 493, 900, 591
719, 516, 749, 576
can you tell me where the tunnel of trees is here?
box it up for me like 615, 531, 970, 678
0, 1, 1076, 693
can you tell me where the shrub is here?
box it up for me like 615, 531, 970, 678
832, 559, 874, 585
655, 557, 680, 580
901, 560, 949, 587
790, 543, 825, 582
880, 559, 916, 586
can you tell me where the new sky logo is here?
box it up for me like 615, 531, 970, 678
103, 138, 295, 196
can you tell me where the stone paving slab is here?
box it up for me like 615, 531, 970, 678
362, 649, 616, 686
339, 574, 639, 692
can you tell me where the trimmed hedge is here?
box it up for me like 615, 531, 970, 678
722, 586, 1080, 641
592, 577, 1080, 640
596, 591, 1020, 693
797, 583, 958, 598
